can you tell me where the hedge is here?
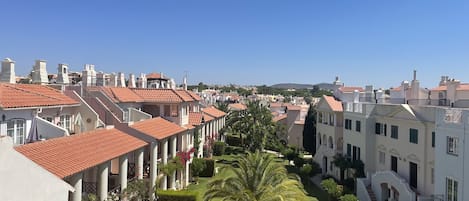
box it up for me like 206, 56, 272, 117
213, 141, 226, 156
225, 135, 242, 147
157, 190, 198, 201
199, 159, 215, 177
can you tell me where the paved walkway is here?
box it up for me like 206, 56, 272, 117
310, 175, 322, 187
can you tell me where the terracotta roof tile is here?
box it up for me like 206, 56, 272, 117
131, 88, 183, 103
202, 106, 227, 118
456, 84, 469, 91
431, 86, 447, 91
131, 117, 186, 140
15, 128, 147, 178
186, 91, 202, 101
273, 114, 287, 122
323, 95, 343, 112
174, 90, 195, 102
338, 86, 364, 93
108, 87, 144, 103
0, 84, 79, 109
189, 112, 214, 126
229, 103, 247, 110
146, 72, 169, 80
287, 105, 302, 111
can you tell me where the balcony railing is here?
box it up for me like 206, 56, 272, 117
83, 182, 97, 194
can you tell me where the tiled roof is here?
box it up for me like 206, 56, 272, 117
431, 84, 469, 91
273, 114, 287, 122
229, 103, 247, 110
202, 106, 227, 118
189, 112, 214, 126
431, 86, 446, 91
186, 91, 202, 101
131, 88, 184, 103
338, 86, 364, 93
146, 72, 169, 80
323, 95, 343, 112
269, 102, 284, 108
287, 105, 302, 111
109, 87, 144, 103
131, 117, 186, 140
457, 84, 469, 91
15, 128, 147, 178
0, 84, 79, 109
174, 90, 196, 102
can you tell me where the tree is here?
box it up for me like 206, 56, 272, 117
191, 158, 206, 184
204, 151, 312, 201
215, 101, 230, 113
339, 194, 358, 201
321, 178, 343, 201
303, 104, 317, 154
332, 154, 352, 181
225, 101, 277, 152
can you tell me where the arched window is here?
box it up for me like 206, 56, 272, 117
328, 136, 333, 149
323, 135, 327, 146
318, 133, 322, 145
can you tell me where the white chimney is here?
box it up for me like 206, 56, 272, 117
109, 73, 117, 87
128, 73, 136, 88
183, 75, 188, 90
82, 64, 97, 87
117, 72, 126, 87
138, 73, 147, 88
32, 60, 49, 84
170, 78, 176, 89
56, 64, 69, 84
1, 58, 16, 83
96, 72, 106, 86
353, 90, 359, 103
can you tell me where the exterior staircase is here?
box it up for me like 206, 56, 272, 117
366, 185, 377, 201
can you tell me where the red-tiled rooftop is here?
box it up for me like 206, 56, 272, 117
0, 84, 79, 109
109, 87, 144, 103
229, 103, 247, 110
131, 117, 186, 140
323, 95, 343, 112
189, 112, 214, 126
273, 114, 287, 122
431, 84, 469, 91
131, 88, 185, 103
146, 72, 168, 80
15, 128, 147, 178
338, 86, 364, 93
287, 105, 302, 111
202, 106, 227, 118
174, 90, 196, 102
186, 90, 202, 101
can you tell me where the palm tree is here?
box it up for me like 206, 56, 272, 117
227, 101, 277, 152
204, 151, 312, 201
216, 101, 230, 113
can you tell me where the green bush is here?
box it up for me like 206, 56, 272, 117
226, 135, 242, 147
213, 141, 226, 156
157, 190, 198, 201
300, 164, 312, 178
199, 159, 215, 177
191, 158, 206, 180
293, 156, 305, 168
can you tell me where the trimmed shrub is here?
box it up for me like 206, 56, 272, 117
199, 159, 215, 177
213, 141, 226, 156
157, 190, 198, 201
293, 156, 305, 168
300, 164, 313, 178
226, 135, 242, 147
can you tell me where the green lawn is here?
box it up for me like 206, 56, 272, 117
186, 153, 328, 201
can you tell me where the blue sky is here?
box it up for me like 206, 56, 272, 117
1, 0, 468, 88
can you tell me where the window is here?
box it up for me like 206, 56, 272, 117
328, 136, 333, 149
164, 105, 171, 116
391, 156, 398, 172
357, 147, 361, 161
170, 105, 178, 117
355, 120, 361, 132
7, 119, 26, 144
446, 178, 458, 201
409, 128, 418, 144
391, 125, 398, 139
329, 114, 334, 126
352, 146, 357, 161
379, 151, 385, 164
432, 132, 435, 147
345, 119, 352, 130
431, 168, 434, 184
447, 136, 458, 155
318, 112, 323, 124
375, 123, 387, 136
60, 115, 72, 133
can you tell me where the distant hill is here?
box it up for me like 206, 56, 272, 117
270, 82, 336, 91
270, 83, 315, 89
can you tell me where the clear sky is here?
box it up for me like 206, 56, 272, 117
1, 0, 468, 88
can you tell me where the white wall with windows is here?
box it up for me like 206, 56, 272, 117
435, 108, 468, 201
0, 110, 33, 145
